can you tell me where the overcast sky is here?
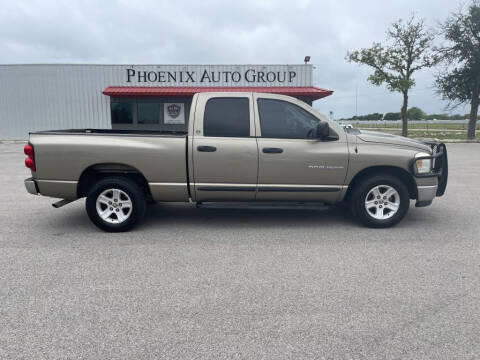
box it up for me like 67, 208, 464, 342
0, 0, 470, 118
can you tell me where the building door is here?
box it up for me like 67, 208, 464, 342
191, 94, 258, 201
254, 94, 349, 202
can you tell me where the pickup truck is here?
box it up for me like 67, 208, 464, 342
23, 92, 448, 232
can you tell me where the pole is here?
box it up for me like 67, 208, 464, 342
355, 84, 358, 117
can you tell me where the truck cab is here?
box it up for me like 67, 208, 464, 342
189, 92, 348, 203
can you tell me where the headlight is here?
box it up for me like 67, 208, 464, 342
414, 152, 432, 174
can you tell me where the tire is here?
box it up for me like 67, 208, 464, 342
350, 174, 410, 228
86, 176, 146, 232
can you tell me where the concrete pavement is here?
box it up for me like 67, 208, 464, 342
1, 143, 479, 359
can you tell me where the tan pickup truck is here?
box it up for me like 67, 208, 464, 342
24, 92, 448, 231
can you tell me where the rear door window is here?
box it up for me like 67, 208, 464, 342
203, 98, 250, 137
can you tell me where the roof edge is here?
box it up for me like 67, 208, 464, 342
103, 86, 333, 100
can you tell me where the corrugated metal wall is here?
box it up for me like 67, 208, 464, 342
0, 64, 313, 139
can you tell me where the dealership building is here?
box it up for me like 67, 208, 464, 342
0, 64, 332, 139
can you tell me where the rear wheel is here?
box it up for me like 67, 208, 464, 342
350, 174, 409, 228
86, 177, 146, 232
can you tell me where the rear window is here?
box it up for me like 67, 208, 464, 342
203, 98, 250, 137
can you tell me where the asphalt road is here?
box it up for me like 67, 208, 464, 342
1, 142, 479, 360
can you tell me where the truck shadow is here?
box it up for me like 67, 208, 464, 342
45, 201, 443, 233
142, 202, 358, 229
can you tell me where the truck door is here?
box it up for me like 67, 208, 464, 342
254, 93, 349, 202
191, 93, 258, 201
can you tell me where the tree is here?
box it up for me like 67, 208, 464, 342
347, 16, 438, 136
365, 112, 384, 120
407, 107, 427, 120
342, 112, 383, 120
384, 112, 401, 120
435, 1, 480, 139
425, 113, 448, 120
351, 113, 384, 120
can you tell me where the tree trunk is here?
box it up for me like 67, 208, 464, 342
468, 98, 479, 140
401, 91, 408, 137
467, 83, 479, 140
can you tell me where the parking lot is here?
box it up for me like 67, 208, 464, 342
1, 142, 479, 359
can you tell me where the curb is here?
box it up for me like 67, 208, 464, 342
412, 138, 480, 143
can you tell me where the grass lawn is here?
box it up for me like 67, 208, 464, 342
350, 122, 480, 131
354, 126, 480, 141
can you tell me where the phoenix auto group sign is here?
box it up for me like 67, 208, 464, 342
123, 65, 311, 86
126, 68, 297, 84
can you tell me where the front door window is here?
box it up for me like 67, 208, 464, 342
257, 98, 320, 139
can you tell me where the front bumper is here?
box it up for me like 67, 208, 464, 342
416, 185, 438, 207
411, 143, 448, 207
24, 177, 39, 195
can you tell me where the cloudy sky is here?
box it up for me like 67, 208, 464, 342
0, 0, 470, 118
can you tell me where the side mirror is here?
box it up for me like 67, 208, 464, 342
316, 122, 330, 139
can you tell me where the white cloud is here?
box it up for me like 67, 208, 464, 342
0, 0, 463, 117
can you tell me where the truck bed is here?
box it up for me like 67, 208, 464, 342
28, 129, 189, 201
31, 129, 188, 137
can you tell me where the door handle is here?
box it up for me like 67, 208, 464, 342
197, 145, 217, 152
263, 147, 283, 153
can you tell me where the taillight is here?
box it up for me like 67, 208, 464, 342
24, 144, 36, 171
24, 144, 34, 156
25, 157, 35, 169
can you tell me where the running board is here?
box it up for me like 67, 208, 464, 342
196, 202, 329, 211
52, 199, 75, 208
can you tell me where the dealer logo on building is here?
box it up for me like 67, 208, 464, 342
167, 104, 181, 118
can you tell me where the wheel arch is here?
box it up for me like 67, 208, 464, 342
344, 166, 417, 201
77, 163, 152, 199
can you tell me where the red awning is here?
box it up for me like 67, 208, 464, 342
102, 86, 333, 100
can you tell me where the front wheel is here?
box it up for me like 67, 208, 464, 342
86, 177, 146, 232
350, 174, 410, 228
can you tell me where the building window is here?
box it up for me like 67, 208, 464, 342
257, 98, 319, 139
138, 103, 159, 124
203, 97, 250, 137
111, 102, 134, 124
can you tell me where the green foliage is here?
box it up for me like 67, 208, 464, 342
424, 114, 471, 120
435, 1, 480, 139
347, 15, 438, 136
407, 107, 427, 120
342, 112, 474, 121
435, 1, 480, 106
384, 112, 401, 120
425, 114, 449, 120
347, 16, 438, 94
436, 67, 479, 105
350, 113, 384, 120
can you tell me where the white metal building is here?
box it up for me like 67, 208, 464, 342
0, 64, 332, 139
